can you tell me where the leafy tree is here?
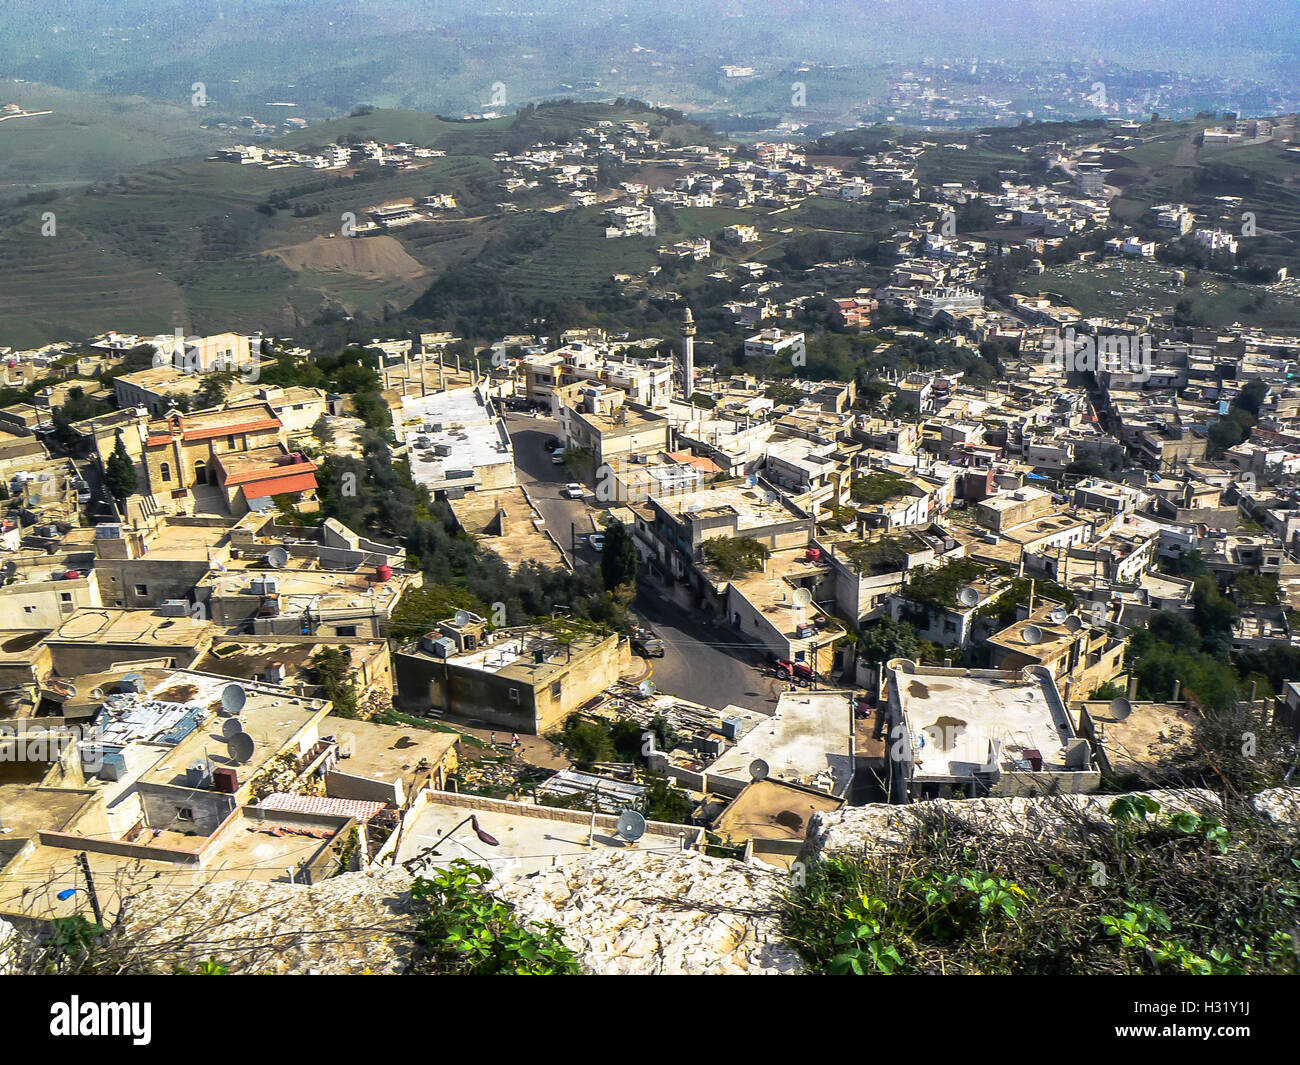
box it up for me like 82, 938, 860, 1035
409, 861, 579, 975
104, 433, 138, 503
1235, 572, 1281, 605
859, 616, 929, 665
1191, 576, 1238, 658
1146, 611, 1200, 649
310, 647, 360, 716
702, 536, 770, 578
644, 775, 694, 824
600, 519, 639, 592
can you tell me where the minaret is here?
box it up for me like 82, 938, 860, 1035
681, 306, 696, 401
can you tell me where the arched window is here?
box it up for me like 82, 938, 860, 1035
160, 462, 172, 484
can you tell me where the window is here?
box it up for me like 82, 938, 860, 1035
337, 625, 358, 637
59, 592, 72, 603
134, 584, 148, 597
176, 807, 194, 821
23, 606, 36, 614
550, 680, 562, 699
160, 462, 172, 484
508, 688, 521, 703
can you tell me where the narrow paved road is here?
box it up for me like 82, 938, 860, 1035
633, 590, 784, 714
504, 411, 600, 567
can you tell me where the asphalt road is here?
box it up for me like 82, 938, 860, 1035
503, 411, 600, 567
633, 590, 784, 714
505, 412, 783, 713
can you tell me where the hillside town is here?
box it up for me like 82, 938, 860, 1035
2, 88, 1299, 983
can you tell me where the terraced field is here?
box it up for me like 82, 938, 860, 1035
0, 102, 718, 345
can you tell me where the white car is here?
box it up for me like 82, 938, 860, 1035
551, 452, 566, 465
562, 483, 584, 499
589, 533, 605, 552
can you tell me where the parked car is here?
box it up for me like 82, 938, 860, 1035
542, 436, 562, 451
551, 451, 567, 465
588, 533, 605, 552
562, 483, 584, 499
631, 626, 665, 657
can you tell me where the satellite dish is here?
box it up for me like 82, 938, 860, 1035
1109, 697, 1133, 721
1064, 614, 1083, 632
453, 609, 474, 626
616, 810, 647, 842
221, 683, 247, 715
637, 679, 656, 697
1048, 607, 1068, 624
748, 758, 770, 782
267, 546, 289, 569
220, 715, 244, 739
791, 587, 812, 609
957, 585, 979, 607
1022, 624, 1044, 645
227, 731, 256, 763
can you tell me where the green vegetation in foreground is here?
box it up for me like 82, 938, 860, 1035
782, 793, 1299, 975
409, 861, 580, 975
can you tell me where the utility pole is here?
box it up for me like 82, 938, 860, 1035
76, 852, 103, 925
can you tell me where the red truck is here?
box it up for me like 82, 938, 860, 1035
772, 657, 816, 683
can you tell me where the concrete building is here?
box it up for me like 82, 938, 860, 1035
883, 660, 1099, 801
744, 329, 806, 362
704, 690, 855, 798
394, 617, 622, 733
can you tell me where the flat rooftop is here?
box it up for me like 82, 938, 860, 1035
708, 690, 854, 796
135, 521, 232, 561
712, 778, 842, 846
447, 487, 565, 569
396, 792, 693, 880
659, 481, 803, 529
203, 566, 409, 614
891, 664, 1077, 778
1079, 699, 1195, 781
330, 719, 459, 798
47, 608, 212, 647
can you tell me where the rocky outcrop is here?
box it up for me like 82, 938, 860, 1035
9, 787, 1296, 975
497, 851, 800, 975
99, 850, 797, 975
817, 789, 1223, 856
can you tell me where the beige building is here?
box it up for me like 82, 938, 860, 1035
394, 616, 623, 733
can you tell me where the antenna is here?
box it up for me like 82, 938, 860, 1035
637, 679, 656, 698
748, 758, 770, 782
220, 683, 247, 715
1064, 614, 1082, 632
227, 731, 256, 763
453, 609, 473, 626
1022, 624, 1044, 645
1048, 607, 1068, 624
791, 587, 812, 609
616, 810, 647, 842
220, 716, 245, 739
957, 585, 979, 607
267, 546, 289, 569
1108, 697, 1132, 721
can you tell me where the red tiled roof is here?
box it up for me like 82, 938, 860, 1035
259, 793, 388, 823
234, 470, 318, 497
663, 451, 724, 474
